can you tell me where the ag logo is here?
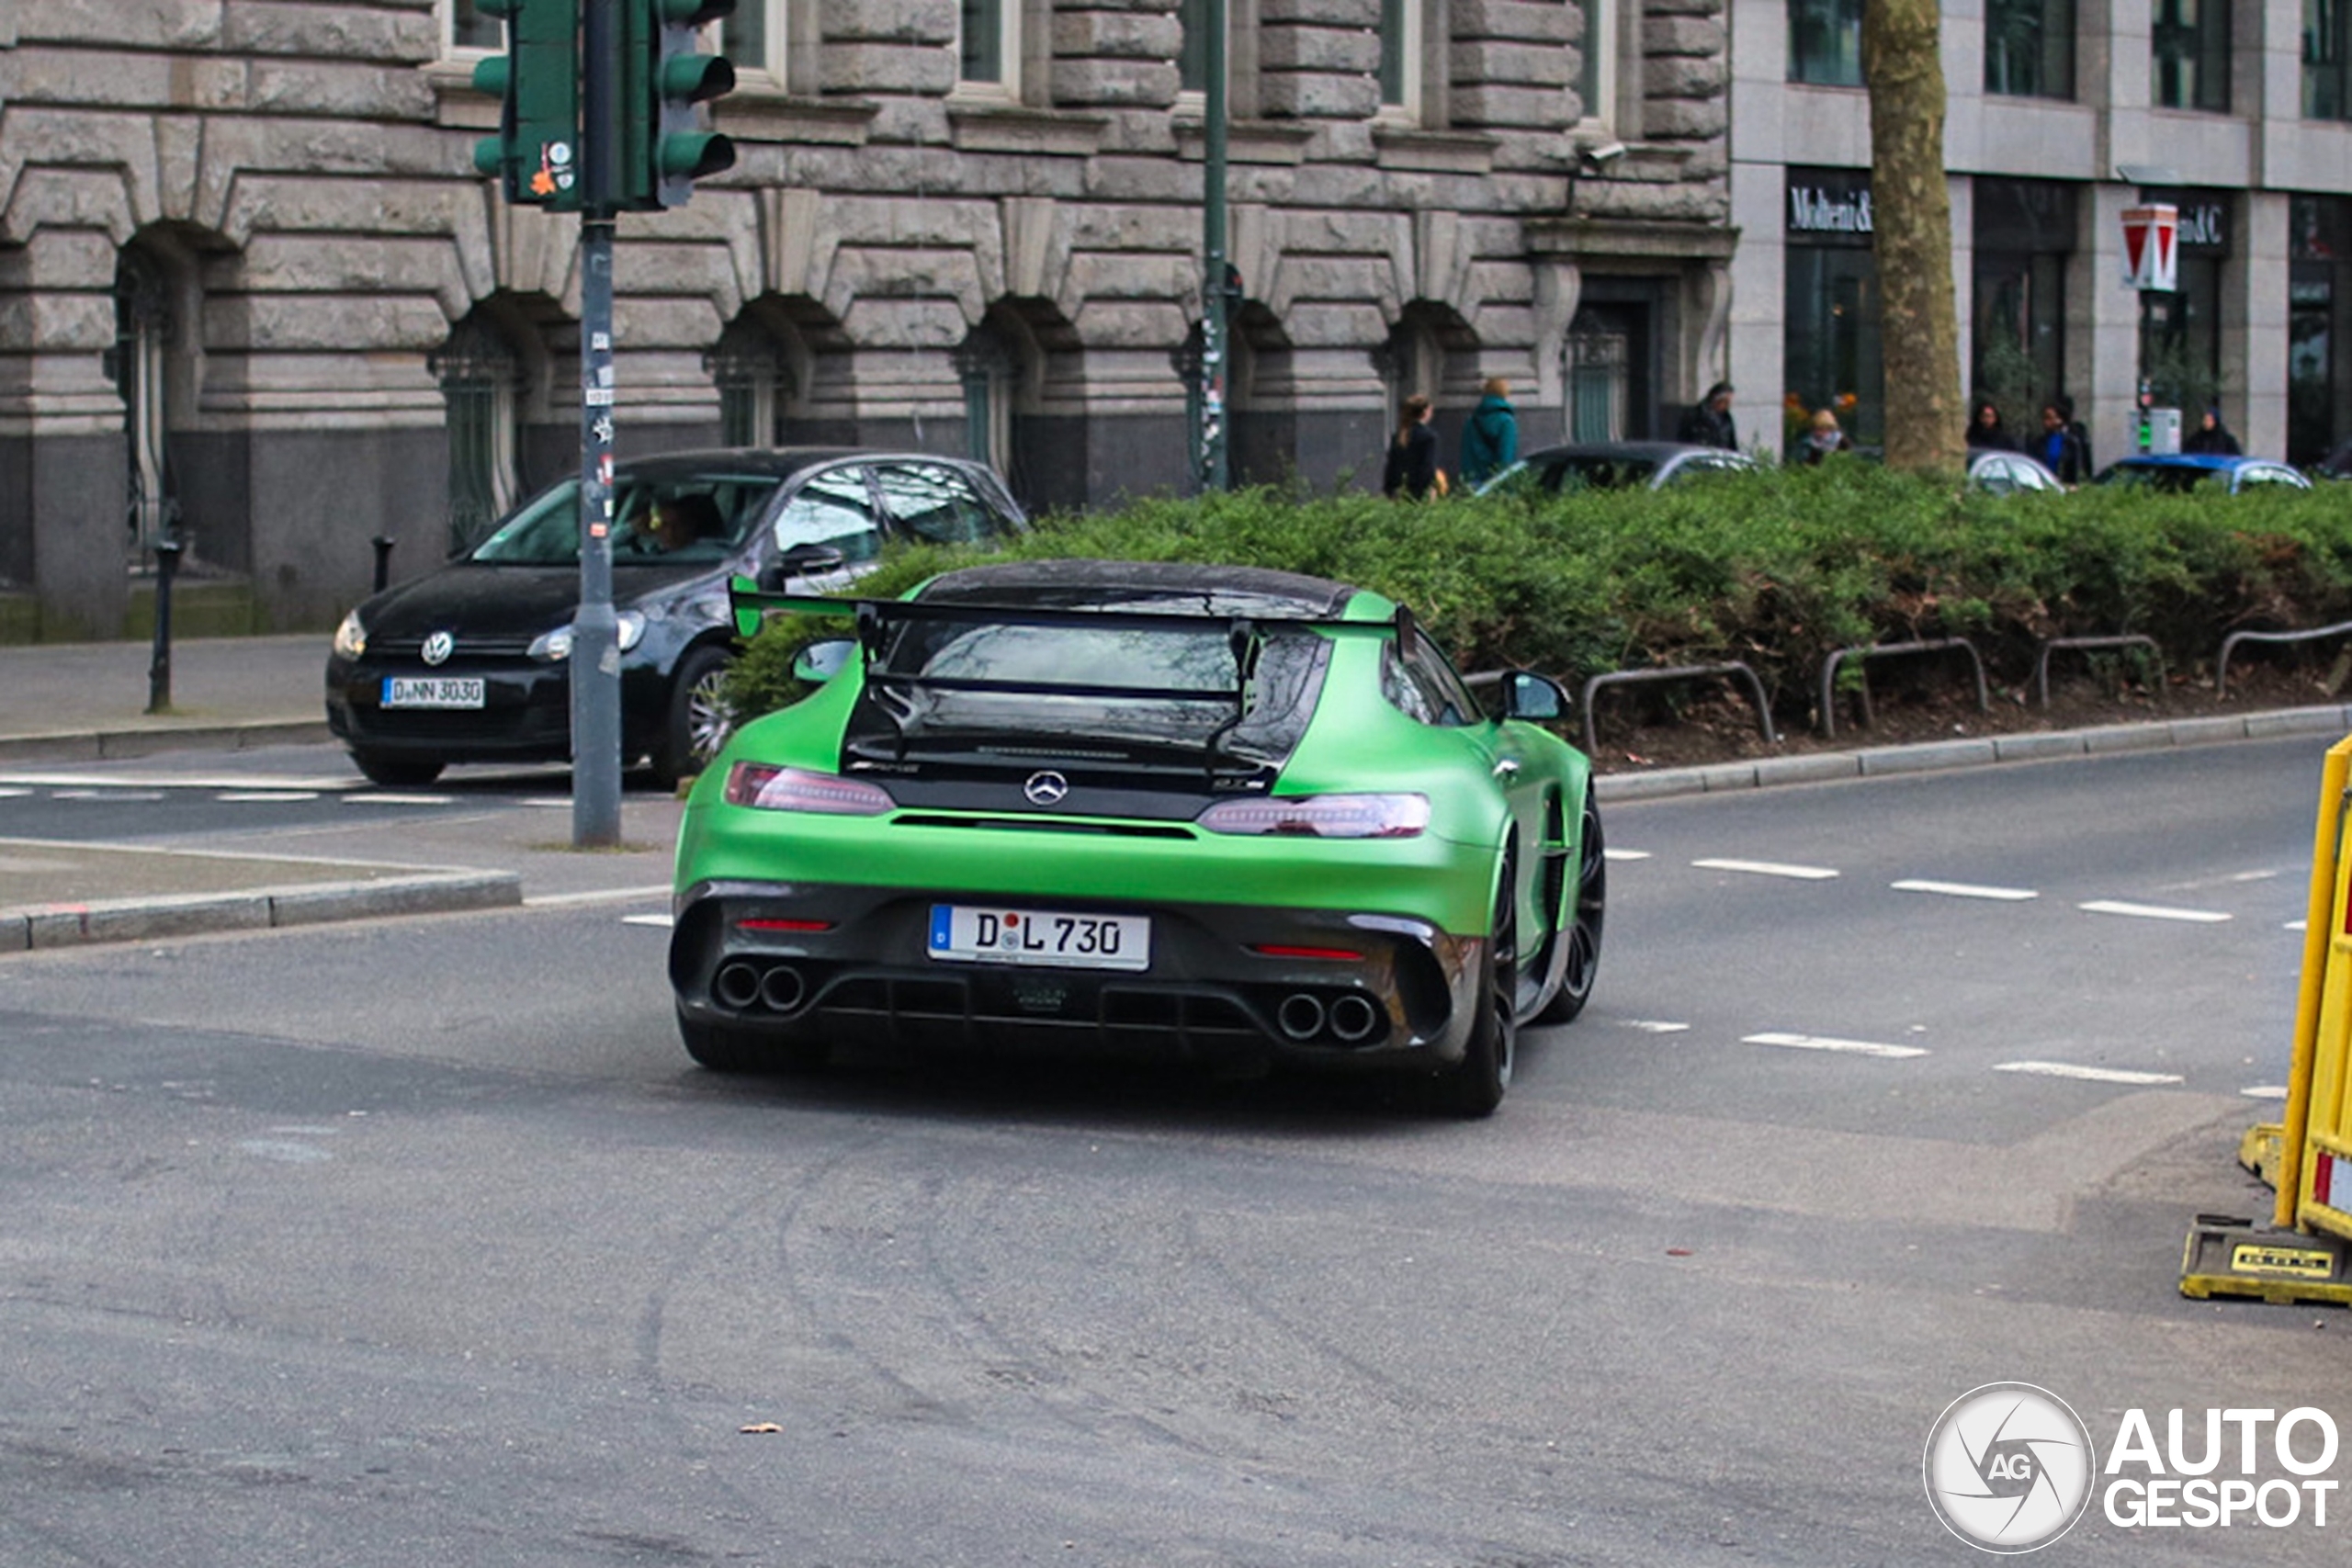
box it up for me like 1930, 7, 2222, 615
421, 630, 455, 667
1924, 1382, 2096, 1552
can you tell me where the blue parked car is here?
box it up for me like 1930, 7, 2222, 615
2092, 453, 2311, 493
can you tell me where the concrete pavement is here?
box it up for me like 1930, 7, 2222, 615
3, 632, 2350, 953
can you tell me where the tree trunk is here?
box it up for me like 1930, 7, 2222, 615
1862, 0, 1965, 474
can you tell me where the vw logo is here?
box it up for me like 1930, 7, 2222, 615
1023, 771, 1069, 807
421, 631, 455, 666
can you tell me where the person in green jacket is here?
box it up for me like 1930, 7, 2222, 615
1458, 377, 1520, 488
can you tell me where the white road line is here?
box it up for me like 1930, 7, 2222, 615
0, 787, 30, 799
1891, 878, 2039, 901
2288, 919, 2310, 932
1602, 848, 1652, 862
1744, 1031, 1928, 1059
1621, 1020, 1690, 1033
51, 789, 165, 802
522, 885, 674, 908
345, 793, 456, 807
0, 771, 356, 791
215, 791, 321, 804
522, 796, 575, 809
1992, 1060, 2185, 1086
621, 913, 675, 929
1693, 858, 1840, 881
2242, 1085, 2290, 1100
2078, 899, 2233, 924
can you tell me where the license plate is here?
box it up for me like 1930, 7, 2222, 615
927, 905, 1150, 972
383, 676, 485, 710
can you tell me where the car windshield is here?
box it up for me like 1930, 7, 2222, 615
853, 600, 1334, 771
469, 475, 782, 564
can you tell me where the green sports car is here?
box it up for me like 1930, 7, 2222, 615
667, 559, 1604, 1115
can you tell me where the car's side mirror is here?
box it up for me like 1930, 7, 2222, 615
1499, 670, 1568, 722
792, 638, 855, 683
763, 543, 847, 591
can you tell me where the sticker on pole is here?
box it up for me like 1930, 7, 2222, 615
2121, 204, 2178, 291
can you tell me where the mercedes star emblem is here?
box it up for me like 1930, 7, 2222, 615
421, 631, 455, 666
1023, 771, 1070, 807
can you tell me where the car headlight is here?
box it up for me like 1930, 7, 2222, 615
333, 609, 367, 660
529, 611, 647, 661
724, 763, 894, 816
1196, 793, 1430, 839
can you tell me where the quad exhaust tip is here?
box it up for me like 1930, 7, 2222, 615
713, 960, 808, 1015
1276, 993, 1327, 1041
1329, 992, 1382, 1043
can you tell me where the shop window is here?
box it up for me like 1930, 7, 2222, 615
1972, 180, 2075, 423
2154, 0, 2230, 112
1788, 0, 1863, 87
2310, 0, 2352, 119
1378, 0, 1423, 118
1984, 0, 2075, 99
2289, 197, 2349, 464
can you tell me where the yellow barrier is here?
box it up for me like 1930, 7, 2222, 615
2291, 737, 2352, 1236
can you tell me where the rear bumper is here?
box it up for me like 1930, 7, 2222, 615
669, 878, 1485, 1072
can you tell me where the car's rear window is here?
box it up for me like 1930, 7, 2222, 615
1545, 457, 1657, 491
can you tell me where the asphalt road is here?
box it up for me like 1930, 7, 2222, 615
2, 735, 2348, 1565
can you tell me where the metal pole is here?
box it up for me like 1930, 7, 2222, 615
571, 0, 623, 848
1199, 0, 1229, 493
146, 535, 181, 715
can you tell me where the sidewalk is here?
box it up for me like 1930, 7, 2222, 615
2, 633, 2349, 953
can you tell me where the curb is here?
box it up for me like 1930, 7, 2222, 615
0, 718, 330, 764
1592, 702, 2352, 804
0, 871, 524, 953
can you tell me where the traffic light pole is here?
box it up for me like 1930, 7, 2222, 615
571, 0, 623, 848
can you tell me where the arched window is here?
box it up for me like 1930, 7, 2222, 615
109, 249, 179, 558
430, 316, 523, 554
708, 318, 797, 448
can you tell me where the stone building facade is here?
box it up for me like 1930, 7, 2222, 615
0, 0, 1730, 638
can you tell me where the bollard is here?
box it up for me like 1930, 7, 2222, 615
146, 535, 183, 715
371, 535, 396, 593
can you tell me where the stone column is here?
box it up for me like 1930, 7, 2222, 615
2228, 189, 2290, 456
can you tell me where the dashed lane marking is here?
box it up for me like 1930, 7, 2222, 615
2242, 1085, 2290, 1100
621, 913, 675, 929
1603, 848, 1652, 862
345, 793, 457, 807
214, 791, 321, 803
2077, 899, 2233, 924
1744, 1031, 1928, 1059
51, 789, 166, 802
1891, 878, 2039, 901
1992, 1060, 2185, 1086
1693, 858, 1840, 881
1621, 1020, 1690, 1033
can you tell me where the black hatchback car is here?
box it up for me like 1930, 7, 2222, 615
325, 448, 1026, 787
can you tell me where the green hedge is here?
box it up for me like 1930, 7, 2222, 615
724, 462, 2352, 724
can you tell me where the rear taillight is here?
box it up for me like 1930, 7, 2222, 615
1196, 793, 1429, 839
724, 763, 893, 816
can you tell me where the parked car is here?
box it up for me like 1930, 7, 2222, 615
667, 558, 1605, 1116
1966, 448, 2064, 494
1476, 440, 1758, 495
2311, 438, 2352, 480
325, 448, 1026, 787
2091, 454, 2312, 493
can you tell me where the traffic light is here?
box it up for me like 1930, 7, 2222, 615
619, 0, 738, 210
470, 0, 582, 209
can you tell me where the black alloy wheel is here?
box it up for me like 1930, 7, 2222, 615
652, 645, 734, 789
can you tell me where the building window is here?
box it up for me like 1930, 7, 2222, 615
2310, 0, 2352, 118
2154, 0, 2230, 112
1972, 179, 2076, 424
959, 0, 1017, 92
718, 1, 774, 80
446, 0, 501, 52
1984, 0, 2074, 98
1378, 0, 1423, 118
1788, 0, 1863, 86
1576, 0, 1615, 125
2289, 197, 2348, 463
431, 318, 522, 556
1179, 0, 1211, 92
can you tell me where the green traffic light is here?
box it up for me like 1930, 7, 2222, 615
656, 130, 735, 179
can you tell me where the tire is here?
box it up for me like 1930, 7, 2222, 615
650, 645, 733, 789
349, 750, 445, 788
1430, 863, 1517, 1118
1535, 784, 1606, 1025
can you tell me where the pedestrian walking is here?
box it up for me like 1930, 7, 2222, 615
2037, 401, 2088, 484
2182, 404, 2243, 456
1797, 407, 1851, 464
1678, 380, 1737, 449
1457, 377, 1520, 489
1966, 399, 2018, 452
1383, 393, 1440, 500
